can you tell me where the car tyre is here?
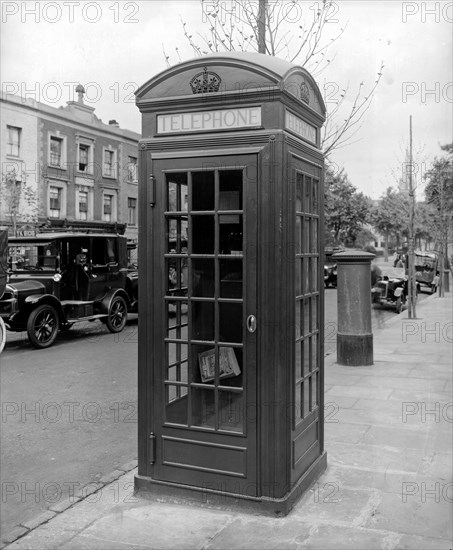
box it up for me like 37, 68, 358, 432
106, 295, 128, 333
0, 317, 6, 354
27, 304, 60, 349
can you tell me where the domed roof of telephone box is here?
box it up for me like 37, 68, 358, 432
136, 51, 326, 118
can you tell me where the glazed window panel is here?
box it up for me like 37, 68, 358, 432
311, 218, 318, 253
303, 378, 311, 417
295, 215, 302, 254
303, 338, 310, 377
310, 296, 318, 332
219, 170, 243, 211
219, 214, 243, 257
295, 257, 302, 297
312, 179, 318, 213
192, 171, 215, 211
311, 333, 318, 373
191, 387, 215, 429
219, 303, 242, 344
192, 259, 215, 297
295, 381, 302, 421
295, 340, 302, 380
192, 216, 215, 254
304, 176, 312, 213
191, 301, 215, 341
311, 257, 318, 292
165, 384, 188, 424
219, 390, 244, 432
220, 258, 242, 298
304, 218, 310, 253
296, 172, 303, 212
167, 173, 188, 211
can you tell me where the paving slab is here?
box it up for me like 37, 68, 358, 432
3, 292, 451, 550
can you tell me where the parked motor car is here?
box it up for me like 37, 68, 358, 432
0, 232, 138, 349
323, 248, 342, 288
324, 263, 337, 288
371, 266, 408, 313
0, 230, 8, 354
414, 250, 440, 293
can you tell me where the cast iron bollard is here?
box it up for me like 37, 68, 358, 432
332, 251, 375, 366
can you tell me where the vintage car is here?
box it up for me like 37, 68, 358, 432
324, 248, 342, 288
371, 266, 408, 313
414, 250, 440, 293
0, 230, 7, 353
0, 232, 138, 349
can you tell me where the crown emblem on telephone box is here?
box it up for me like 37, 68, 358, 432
190, 67, 221, 94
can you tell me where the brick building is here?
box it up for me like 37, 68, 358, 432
0, 87, 139, 250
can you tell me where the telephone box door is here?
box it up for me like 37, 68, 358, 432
148, 153, 258, 495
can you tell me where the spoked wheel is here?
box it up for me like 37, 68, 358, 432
0, 317, 6, 354
27, 304, 60, 348
106, 296, 128, 333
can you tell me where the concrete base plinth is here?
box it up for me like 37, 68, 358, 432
337, 333, 373, 366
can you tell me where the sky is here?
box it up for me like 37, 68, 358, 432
1, 0, 452, 200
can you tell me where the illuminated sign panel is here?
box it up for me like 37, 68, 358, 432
285, 111, 317, 144
157, 107, 262, 134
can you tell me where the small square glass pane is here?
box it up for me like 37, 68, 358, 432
219, 390, 243, 433
191, 387, 215, 429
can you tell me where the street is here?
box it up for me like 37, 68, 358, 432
0, 289, 430, 535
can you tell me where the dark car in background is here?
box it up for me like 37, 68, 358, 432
371, 266, 408, 314
324, 248, 343, 288
0, 232, 138, 349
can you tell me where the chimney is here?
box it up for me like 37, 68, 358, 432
109, 120, 120, 127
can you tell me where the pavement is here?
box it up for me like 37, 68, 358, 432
1, 290, 452, 550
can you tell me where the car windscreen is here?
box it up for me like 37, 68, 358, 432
8, 241, 59, 271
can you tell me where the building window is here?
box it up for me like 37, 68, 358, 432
49, 187, 61, 217
128, 197, 137, 225
77, 139, 94, 175
47, 181, 67, 219
103, 148, 117, 178
78, 144, 89, 172
79, 190, 88, 220
49, 135, 65, 167
127, 156, 137, 182
7, 126, 21, 157
103, 194, 113, 222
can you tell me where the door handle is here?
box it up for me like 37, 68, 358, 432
247, 315, 257, 333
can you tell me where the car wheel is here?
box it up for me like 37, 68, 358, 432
27, 304, 60, 349
106, 296, 128, 333
0, 317, 6, 354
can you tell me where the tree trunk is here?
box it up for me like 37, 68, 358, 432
384, 228, 389, 262
258, 0, 266, 54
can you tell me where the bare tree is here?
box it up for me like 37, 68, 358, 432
164, 0, 384, 157
0, 168, 38, 236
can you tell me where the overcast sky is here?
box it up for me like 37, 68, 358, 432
1, 0, 452, 199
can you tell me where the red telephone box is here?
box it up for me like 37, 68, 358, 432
135, 52, 326, 515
